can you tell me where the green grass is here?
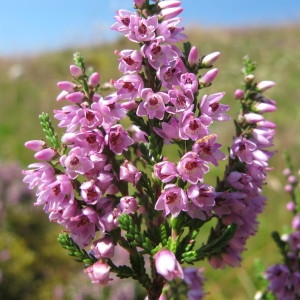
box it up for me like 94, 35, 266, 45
0, 23, 299, 299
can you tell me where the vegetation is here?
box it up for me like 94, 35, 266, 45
0, 23, 299, 299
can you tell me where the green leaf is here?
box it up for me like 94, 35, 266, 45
39, 112, 60, 150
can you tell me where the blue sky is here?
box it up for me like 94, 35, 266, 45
1, 0, 299, 57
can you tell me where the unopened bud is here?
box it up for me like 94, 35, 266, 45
70, 64, 83, 77
199, 68, 218, 86
256, 80, 275, 92
133, 0, 145, 8
34, 148, 56, 161
254, 102, 277, 113
88, 72, 100, 87
160, 7, 183, 20
25, 140, 46, 151
234, 89, 244, 99
57, 81, 75, 92
66, 91, 85, 103
201, 51, 220, 67
188, 46, 199, 66
244, 74, 255, 83
158, 0, 181, 9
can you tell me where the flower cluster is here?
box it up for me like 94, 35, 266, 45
22, 1, 277, 299
209, 64, 277, 269
260, 161, 300, 300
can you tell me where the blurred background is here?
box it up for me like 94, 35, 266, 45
0, 0, 300, 299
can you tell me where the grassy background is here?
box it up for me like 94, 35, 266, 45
0, 23, 300, 299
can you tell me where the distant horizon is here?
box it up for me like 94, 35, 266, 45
1, 0, 300, 57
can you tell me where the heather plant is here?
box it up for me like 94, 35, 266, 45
22, 0, 278, 299
254, 154, 300, 300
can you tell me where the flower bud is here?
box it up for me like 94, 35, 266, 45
254, 102, 277, 113
25, 140, 46, 151
119, 196, 138, 214
234, 89, 244, 99
92, 236, 115, 259
155, 249, 184, 281
57, 81, 75, 92
256, 80, 275, 92
56, 90, 68, 102
201, 51, 220, 67
199, 68, 218, 86
34, 148, 56, 161
188, 46, 199, 66
158, 0, 181, 9
160, 7, 183, 20
133, 0, 145, 8
84, 261, 111, 285
244, 74, 255, 83
88, 72, 100, 87
66, 91, 85, 103
69, 64, 83, 77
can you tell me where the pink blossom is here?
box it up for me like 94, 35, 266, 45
230, 137, 256, 164
115, 49, 143, 74
76, 102, 103, 129
66, 91, 85, 103
84, 261, 111, 285
60, 147, 94, 179
92, 236, 115, 259
177, 152, 209, 184
137, 88, 169, 120
155, 250, 184, 281
80, 180, 102, 205
157, 58, 186, 89
54, 105, 81, 132
156, 17, 187, 43
106, 124, 134, 155
154, 116, 180, 143
141, 38, 179, 70
119, 160, 141, 186
118, 196, 138, 214
111, 10, 136, 34
179, 107, 211, 141
154, 161, 178, 183
192, 134, 226, 166
113, 74, 144, 100
167, 88, 193, 113
180, 72, 198, 94
199, 92, 230, 121
128, 15, 158, 42
155, 184, 187, 217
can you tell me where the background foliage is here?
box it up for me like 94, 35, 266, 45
0, 24, 299, 299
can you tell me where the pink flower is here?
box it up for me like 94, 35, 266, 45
34, 148, 57, 161
167, 87, 193, 113
230, 137, 256, 164
113, 74, 144, 100
155, 184, 187, 217
80, 180, 102, 205
154, 160, 178, 183
115, 49, 143, 74
84, 261, 111, 285
199, 68, 218, 87
179, 107, 211, 141
156, 17, 187, 43
119, 160, 141, 186
92, 236, 115, 259
106, 125, 134, 155
137, 88, 169, 120
177, 152, 209, 184
180, 72, 198, 94
60, 147, 94, 179
128, 15, 158, 42
200, 92, 230, 121
118, 196, 138, 214
155, 250, 184, 281
192, 134, 226, 166
111, 10, 136, 34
